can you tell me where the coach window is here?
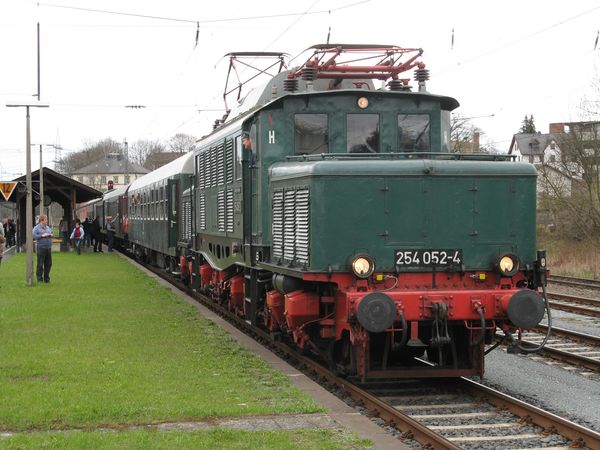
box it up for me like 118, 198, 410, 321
157, 188, 160, 218
347, 114, 379, 153
159, 186, 164, 219
295, 114, 328, 155
149, 190, 153, 218
171, 183, 177, 217
398, 114, 430, 151
153, 189, 158, 218
143, 192, 148, 219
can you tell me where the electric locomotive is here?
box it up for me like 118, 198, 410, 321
177, 44, 551, 380
152, 45, 551, 381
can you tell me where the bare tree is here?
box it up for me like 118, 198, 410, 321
56, 138, 122, 174
129, 139, 165, 166
167, 133, 197, 154
451, 114, 492, 153
538, 123, 600, 242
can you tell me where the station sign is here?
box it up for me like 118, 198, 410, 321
0, 182, 17, 201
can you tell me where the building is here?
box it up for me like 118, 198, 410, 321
508, 132, 561, 165
70, 154, 149, 191
508, 130, 578, 198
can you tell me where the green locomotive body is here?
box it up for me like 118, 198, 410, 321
180, 45, 549, 380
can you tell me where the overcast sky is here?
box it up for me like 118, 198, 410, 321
2, 0, 600, 178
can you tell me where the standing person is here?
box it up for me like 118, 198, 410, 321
7, 218, 16, 247
91, 215, 102, 253
59, 217, 69, 246
69, 220, 85, 255
242, 131, 256, 165
32, 214, 53, 283
106, 215, 117, 252
0, 219, 5, 267
82, 217, 91, 248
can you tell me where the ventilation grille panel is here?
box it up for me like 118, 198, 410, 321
272, 187, 310, 265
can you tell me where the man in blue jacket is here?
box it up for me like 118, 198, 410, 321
32, 214, 53, 283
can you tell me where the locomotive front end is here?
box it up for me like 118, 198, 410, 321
267, 157, 548, 380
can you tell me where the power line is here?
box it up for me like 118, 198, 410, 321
38, 1, 370, 25
30, 102, 224, 109
436, 4, 600, 77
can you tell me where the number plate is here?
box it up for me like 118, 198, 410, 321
395, 249, 463, 267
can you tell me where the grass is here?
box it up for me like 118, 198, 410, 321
538, 234, 600, 279
0, 252, 326, 434
1, 428, 371, 450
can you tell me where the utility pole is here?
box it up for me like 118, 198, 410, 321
124, 139, 129, 185
6, 103, 50, 286
4, 23, 49, 285
39, 144, 44, 216
36, 22, 41, 101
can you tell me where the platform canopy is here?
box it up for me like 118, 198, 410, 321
2, 167, 102, 246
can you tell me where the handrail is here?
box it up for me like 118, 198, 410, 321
285, 152, 516, 162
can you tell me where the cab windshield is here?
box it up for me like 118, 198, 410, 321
347, 114, 379, 153
398, 114, 430, 151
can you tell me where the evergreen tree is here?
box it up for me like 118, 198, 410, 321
520, 115, 537, 133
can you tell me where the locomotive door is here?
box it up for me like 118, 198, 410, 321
167, 179, 179, 248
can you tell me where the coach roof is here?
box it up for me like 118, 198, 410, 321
128, 151, 195, 192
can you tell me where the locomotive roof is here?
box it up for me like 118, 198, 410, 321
272, 87, 459, 111
215, 79, 459, 139
128, 151, 195, 191
215, 44, 459, 129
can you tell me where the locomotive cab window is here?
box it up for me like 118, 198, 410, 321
441, 110, 451, 152
398, 114, 430, 151
294, 114, 328, 155
235, 135, 242, 180
347, 114, 379, 153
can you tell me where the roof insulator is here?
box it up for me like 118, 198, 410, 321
284, 78, 299, 92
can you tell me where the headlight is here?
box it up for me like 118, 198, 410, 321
352, 254, 375, 278
357, 97, 369, 109
496, 253, 520, 277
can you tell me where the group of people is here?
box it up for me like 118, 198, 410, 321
30, 214, 117, 284
57, 215, 116, 254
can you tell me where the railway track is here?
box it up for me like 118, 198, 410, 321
498, 325, 600, 374
129, 254, 600, 450
547, 291, 600, 319
549, 275, 600, 291
366, 376, 599, 449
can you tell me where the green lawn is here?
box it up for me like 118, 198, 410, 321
1, 428, 370, 450
0, 253, 367, 449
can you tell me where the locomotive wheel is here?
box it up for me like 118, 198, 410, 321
328, 334, 356, 377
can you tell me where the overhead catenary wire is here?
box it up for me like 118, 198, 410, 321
435, 4, 600, 77
29, 0, 371, 158
11, 0, 598, 166
37, 1, 371, 26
